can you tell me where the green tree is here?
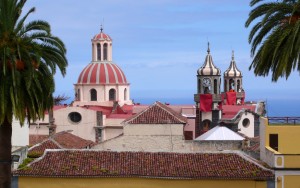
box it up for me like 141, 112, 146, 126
245, 0, 300, 81
0, 0, 68, 187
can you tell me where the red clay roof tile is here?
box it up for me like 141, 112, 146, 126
14, 150, 273, 180
125, 101, 187, 124
29, 135, 49, 146
28, 131, 95, 157
28, 140, 60, 156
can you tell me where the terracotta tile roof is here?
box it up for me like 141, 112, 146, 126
29, 135, 49, 146
107, 114, 133, 119
14, 150, 274, 180
51, 131, 95, 149
28, 140, 60, 156
121, 104, 134, 114
125, 101, 187, 124
28, 131, 95, 157
221, 105, 256, 120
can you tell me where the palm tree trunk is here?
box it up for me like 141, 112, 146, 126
0, 118, 12, 188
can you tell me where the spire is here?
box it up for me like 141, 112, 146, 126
197, 42, 221, 76
224, 50, 242, 77
207, 42, 210, 54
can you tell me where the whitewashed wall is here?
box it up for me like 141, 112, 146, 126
238, 113, 255, 137
54, 107, 97, 142
12, 116, 29, 147
93, 135, 241, 152
124, 124, 183, 136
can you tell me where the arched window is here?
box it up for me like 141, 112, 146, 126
214, 79, 218, 94
229, 79, 234, 91
201, 119, 212, 133
237, 80, 241, 92
219, 78, 221, 93
198, 79, 201, 93
109, 89, 116, 101
90, 89, 97, 101
103, 43, 108, 60
124, 88, 127, 100
97, 43, 101, 61
77, 89, 80, 101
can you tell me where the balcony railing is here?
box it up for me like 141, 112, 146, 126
268, 117, 300, 125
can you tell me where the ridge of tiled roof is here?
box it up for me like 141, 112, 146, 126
14, 150, 274, 180
28, 131, 95, 156
124, 101, 187, 124
28, 140, 61, 156
50, 131, 95, 149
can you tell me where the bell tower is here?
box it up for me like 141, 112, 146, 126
223, 51, 244, 105
194, 43, 222, 137
223, 51, 243, 92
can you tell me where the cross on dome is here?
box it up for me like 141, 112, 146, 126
207, 42, 210, 54
100, 24, 103, 33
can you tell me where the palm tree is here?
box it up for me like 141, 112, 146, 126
245, 0, 300, 81
0, 0, 68, 187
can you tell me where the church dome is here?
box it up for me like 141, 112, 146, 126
224, 51, 242, 77
197, 43, 221, 76
77, 62, 128, 85
92, 29, 112, 41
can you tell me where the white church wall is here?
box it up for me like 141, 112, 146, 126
103, 128, 123, 141
54, 107, 97, 142
30, 114, 49, 136
103, 118, 124, 140
75, 84, 106, 105
93, 135, 241, 152
117, 85, 132, 105
29, 124, 49, 136
12, 116, 29, 147
238, 112, 255, 138
202, 111, 212, 121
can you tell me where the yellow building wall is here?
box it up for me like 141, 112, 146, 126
284, 175, 300, 188
19, 177, 267, 188
283, 156, 300, 168
266, 125, 300, 154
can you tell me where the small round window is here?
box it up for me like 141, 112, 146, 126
242, 118, 250, 128
68, 112, 82, 123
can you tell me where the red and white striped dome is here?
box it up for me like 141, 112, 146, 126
93, 32, 112, 41
77, 62, 128, 85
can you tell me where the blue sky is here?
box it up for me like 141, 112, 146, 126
23, 0, 300, 106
